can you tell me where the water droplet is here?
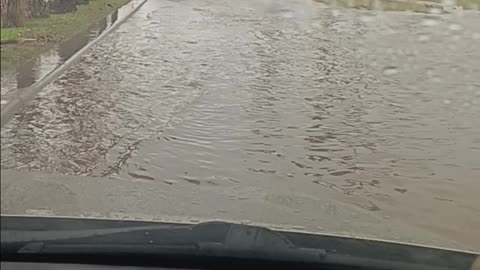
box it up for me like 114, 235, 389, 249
431, 76, 442, 83
428, 7, 443, 14
0, 99, 7, 105
282, 12, 294, 19
451, 35, 461, 42
148, 240, 154, 244
418, 34, 431, 42
426, 68, 434, 77
383, 66, 399, 76
421, 18, 439, 27
360, 15, 374, 23
443, 99, 451, 105
448, 24, 462, 31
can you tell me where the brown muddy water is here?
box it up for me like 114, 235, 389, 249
1, 0, 480, 251
0, 0, 142, 100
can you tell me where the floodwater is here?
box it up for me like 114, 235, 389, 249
0, 0, 141, 99
1, 0, 480, 251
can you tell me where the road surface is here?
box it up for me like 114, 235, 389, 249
1, 0, 480, 251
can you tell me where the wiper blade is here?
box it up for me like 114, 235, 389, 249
4, 221, 328, 264
2, 217, 477, 270
1, 223, 184, 243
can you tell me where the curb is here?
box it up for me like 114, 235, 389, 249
1, 0, 148, 127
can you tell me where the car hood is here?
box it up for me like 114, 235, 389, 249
1, 169, 478, 253
2, 216, 479, 270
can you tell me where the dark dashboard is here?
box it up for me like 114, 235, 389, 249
1, 263, 185, 270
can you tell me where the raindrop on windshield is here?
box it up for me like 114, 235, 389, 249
451, 35, 461, 42
383, 66, 399, 76
418, 34, 431, 42
448, 24, 463, 31
428, 7, 444, 14
421, 18, 439, 27
360, 15, 374, 23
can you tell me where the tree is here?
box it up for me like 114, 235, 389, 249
49, 0, 77, 14
1, 0, 28, 28
1, 0, 50, 27
0, 0, 7, 27
27, 0, 50, 18
1, 0, 27, 27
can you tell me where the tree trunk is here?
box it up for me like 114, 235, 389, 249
49, 0, 77, 14
1, 0, 27, 27
0, 0, 7, 27
27, 0, 50, 18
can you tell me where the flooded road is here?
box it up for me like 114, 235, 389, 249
2, 0, 480, 250
0, 0, 142, 101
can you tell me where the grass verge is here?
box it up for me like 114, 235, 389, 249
0, 0, 131, 71
315, 0, 480, 12
450, 0, 479, 9
0, 28, 21, 43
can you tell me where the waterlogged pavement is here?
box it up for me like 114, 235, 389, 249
2, 0, 480, 251
0, 0, 145, 105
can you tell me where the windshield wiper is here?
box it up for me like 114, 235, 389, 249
3, 222, 325, 262
1, 218, 477, 270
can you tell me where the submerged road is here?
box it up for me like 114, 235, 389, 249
1, 0, 480, 251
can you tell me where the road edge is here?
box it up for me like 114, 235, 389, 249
0, 0, 148, 127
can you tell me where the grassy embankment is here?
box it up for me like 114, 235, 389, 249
314, 0, 480, 12
0, 0, 130, 71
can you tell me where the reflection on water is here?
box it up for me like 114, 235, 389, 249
1, 0, 480, 250
0, 4, 129, 98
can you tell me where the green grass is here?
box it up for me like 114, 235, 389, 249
315, 0, 440, 12
455, 0, 480, 9
0, 28, 21, 42
1, 0, 131, 71
315, 0, 480, 12
427, 0, 480, 9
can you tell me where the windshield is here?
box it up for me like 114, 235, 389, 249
1, 0, 479, 255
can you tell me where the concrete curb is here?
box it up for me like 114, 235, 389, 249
1, 0, 148, 127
